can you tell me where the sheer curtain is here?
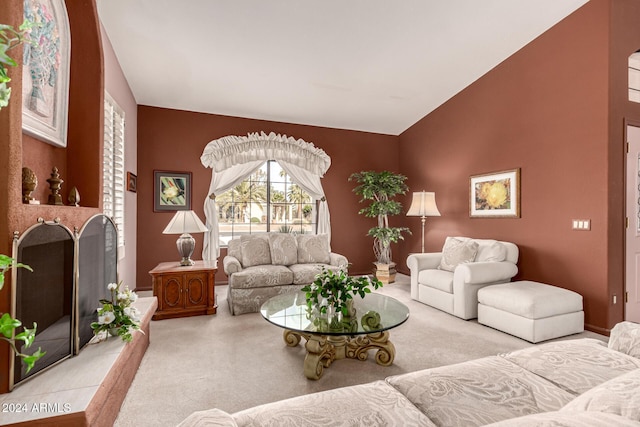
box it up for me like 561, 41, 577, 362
200, 132, 331, 260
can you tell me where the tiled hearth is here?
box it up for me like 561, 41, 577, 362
0, 297, 157, 426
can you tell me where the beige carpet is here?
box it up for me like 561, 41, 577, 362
114, 274, 605, 426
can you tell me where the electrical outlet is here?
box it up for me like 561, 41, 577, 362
572, 219, 591, 230
613, 295, 617, 304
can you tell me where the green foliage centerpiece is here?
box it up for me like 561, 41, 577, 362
302, 268, 382, 330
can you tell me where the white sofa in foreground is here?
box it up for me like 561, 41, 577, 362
179, 322, 640, 427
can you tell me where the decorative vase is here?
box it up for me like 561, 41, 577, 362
108, 327, 119, 337
22, 167, 38, 204
345, 299, 356, 319
327, 304, 343, 332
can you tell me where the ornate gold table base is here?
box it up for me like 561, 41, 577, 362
283, 330, 396, 380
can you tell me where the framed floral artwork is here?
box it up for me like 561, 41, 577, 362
127, 172, 137, 193
154, 171, 191, 212
22, 0, 71, 148
470, 168, 520, 218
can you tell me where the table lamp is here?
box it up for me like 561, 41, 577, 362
163, 210, 208, 266
406, 191, 441, 253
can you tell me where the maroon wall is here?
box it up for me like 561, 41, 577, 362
398, 0, 630, 333
136, 0, 640, 335
136, 107, 399, 289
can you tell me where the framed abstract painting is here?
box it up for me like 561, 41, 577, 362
470, 168, 520, 218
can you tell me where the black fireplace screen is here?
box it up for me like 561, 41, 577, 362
77, 215, 117, 351
11, 215, 118, 388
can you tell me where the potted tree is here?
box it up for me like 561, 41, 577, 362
349, 170, 410, 284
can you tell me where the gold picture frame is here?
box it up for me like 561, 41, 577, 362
470, 168, 520, 218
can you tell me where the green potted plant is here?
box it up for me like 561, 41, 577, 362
349, 170, 410, 283
301, 267, 382, 331
0, 20, 31, 109
0, 255, 45, 373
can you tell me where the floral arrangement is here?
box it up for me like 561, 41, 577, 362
91, 281, 141, 342
23, 0, 60, 114
302, 267, 383, 318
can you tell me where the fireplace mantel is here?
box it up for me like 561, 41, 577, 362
0, 297, 157, 426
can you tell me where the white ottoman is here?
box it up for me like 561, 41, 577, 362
477, 281, 584, 343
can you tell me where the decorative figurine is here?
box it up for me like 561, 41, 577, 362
46, 167, 64, 205
68, 186, 80, 207
22, 167, 39, 204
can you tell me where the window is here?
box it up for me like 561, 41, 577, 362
216, 161, 316, 245
103, 93, 125, 252
630, 51, 640, 103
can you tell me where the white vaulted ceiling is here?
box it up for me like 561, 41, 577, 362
96, 0, 588, 135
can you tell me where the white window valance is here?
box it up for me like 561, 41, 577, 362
200, 132, 332, 260
200, 131, 331, 175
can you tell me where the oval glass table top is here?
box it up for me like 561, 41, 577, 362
260, 291, 410, 336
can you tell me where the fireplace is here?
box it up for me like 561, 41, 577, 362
10, 214, 117, 389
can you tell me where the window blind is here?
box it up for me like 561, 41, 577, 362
103, 93, 126, 251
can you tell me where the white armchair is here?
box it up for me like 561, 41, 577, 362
407, 237, 519, 320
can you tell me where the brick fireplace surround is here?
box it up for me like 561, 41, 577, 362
0, 297, 157, 426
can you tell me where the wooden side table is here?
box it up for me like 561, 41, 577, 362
149, 260, 218, 320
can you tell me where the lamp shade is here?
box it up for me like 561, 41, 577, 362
406, 191, 441, 217
163, 210, 208, 234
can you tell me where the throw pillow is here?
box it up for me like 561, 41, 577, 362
296, 234, 331, 264
268, 233, 298, 266
438, 237, 479, 272
240, 234, 272, 267
608, 321, 640, 359
227, 238, 243, 264
561, 369, 640, 420
476, 241, 507, 262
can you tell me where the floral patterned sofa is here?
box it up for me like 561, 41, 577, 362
179, 321, 640, 426
223, 233, 348, 315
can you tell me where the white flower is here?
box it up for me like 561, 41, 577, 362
128, 291, 138, 303
124, 306, 140, 322
107, 282, 118, 291
98, 311, 115, 325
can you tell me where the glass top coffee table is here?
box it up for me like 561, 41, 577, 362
261, 291, 410, 380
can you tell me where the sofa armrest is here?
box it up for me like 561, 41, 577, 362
330, 252, 348, 269
608, 321, 640, 358
407, 253, 443, 300
223, 255, 243, 275
178, 408, 238, 427
455, 261, 518, 285
407, 253, 443, 272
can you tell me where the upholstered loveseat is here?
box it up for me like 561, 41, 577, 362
223, 233, 348, 315
407, 236, 519, 319
179, 321, 640, 426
